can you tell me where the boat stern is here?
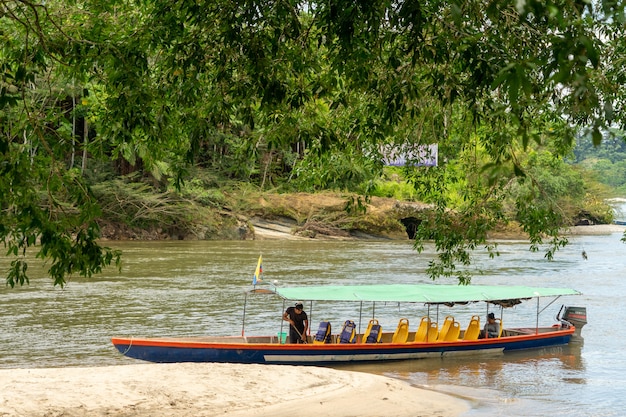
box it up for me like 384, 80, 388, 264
560, 306, 587, 341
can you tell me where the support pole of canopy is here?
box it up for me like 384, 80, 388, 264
536, 297, 540, 334
373, 302, 376, 319
308, 301, 313, 337
539, 295, 562, 315
242, 291, 248, 337
279, 299, 286, 343
358, 301, 363, 335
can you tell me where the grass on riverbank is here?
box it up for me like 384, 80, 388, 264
89, 167, 617, 241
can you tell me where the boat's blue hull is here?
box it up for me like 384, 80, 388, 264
112, 329, 573, 365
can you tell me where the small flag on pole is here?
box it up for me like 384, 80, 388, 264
252, 255, 263, 285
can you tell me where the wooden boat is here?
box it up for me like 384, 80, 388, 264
112, 284, 586, 365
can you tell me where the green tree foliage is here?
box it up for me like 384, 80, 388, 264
1, 0, 625, 285
573, 131, 626, 194
0, 0, 122, 286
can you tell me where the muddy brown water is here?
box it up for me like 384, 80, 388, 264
1, 235, 625, 416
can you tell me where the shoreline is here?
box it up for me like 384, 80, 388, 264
564, 224, 626, 235
0, 363, 470, 417
250, 219, 626, 240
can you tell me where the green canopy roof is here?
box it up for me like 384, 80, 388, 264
274, 284, 580, 304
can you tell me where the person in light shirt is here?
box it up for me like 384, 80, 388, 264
480, 312, 500, 339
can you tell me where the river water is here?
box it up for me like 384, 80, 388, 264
1, 230, 625, 416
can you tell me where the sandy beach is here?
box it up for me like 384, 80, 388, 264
566, 223, 626, 235
0, 363, 469, 417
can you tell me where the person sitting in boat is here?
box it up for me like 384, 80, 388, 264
480, 313, 500, 339
283, 302, 309, 344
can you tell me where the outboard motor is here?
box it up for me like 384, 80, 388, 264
557, 305, 587, 341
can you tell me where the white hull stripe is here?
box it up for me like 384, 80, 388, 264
264, 348, 503, 363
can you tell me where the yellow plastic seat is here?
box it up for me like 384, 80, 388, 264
426, 322, 439, 342
444, 320, 461, 341
361, 318, 377, 341
392, 318, 409, 343
437, 316, 455, 341
361, 319, 383, 343
463, 315, 481, 340
414, 316, 431, 342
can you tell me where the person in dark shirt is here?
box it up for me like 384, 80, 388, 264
283, 302, 308, 343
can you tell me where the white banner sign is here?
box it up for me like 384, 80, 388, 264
382, 143, 438, 167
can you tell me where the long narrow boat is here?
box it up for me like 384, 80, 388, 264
112, 284, 586, 365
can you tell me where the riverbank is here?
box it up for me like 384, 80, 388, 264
0, 363, 469, 417
564, 223, 626, 235
250, 217, 626, 240
95, 187, 625, 242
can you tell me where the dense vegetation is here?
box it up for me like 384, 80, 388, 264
573, 131, 626, 195
2, 0, 626, 286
